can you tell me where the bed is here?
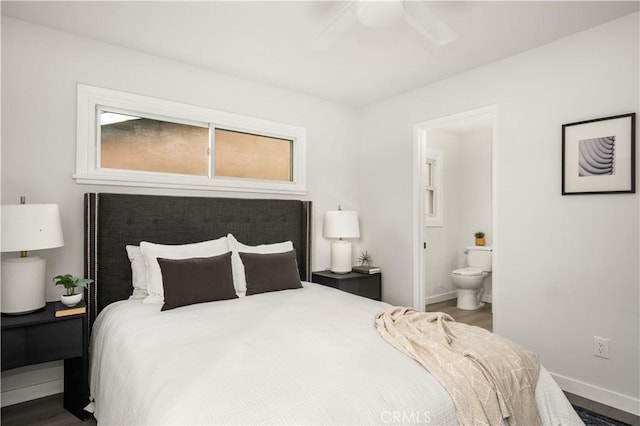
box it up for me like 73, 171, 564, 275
84, 193, 582, 425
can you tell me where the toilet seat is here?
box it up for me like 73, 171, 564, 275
451, 267, 484, 276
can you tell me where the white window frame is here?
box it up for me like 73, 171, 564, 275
424, 148, 443, 227
75, 84, 307, 195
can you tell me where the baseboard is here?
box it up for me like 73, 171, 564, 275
425, 291, 457, 305
551, 372, 639, 416
1, 361, 64, 407
1, 379, 63, 407
426, 291, 493, 305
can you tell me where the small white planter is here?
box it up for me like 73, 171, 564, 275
61, 293, 82, 307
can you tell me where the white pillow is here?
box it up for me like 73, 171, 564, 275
227, 233, 294, 294
125, 245, 149, 299
140, 237, 229, 304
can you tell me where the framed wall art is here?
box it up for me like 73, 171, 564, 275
562, 113, 636, 195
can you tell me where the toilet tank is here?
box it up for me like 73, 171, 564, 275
465, 246, 492, 271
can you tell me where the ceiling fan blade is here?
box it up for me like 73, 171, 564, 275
309, 1, 358, 51
403, 1, 456, 47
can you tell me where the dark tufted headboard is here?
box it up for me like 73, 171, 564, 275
84, 193, 311, 330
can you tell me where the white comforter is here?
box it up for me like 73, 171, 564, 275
90, 283, 582, 425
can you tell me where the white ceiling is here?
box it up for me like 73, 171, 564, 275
3, 1, 638, 107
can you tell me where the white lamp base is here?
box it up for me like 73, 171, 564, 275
1, 256, 47, 315
330, 240, 353, 274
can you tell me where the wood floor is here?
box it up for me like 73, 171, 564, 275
565, 391, 639, 426
1, 394, 96, 426
426, 299, 493, 331
4, 390, 638, 426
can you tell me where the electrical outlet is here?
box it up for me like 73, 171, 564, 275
593, 336, 610, 359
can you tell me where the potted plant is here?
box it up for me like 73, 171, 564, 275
54, 274, 93, 307
474, 232, 486, 246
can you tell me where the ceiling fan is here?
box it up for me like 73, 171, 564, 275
311, 0, 457, 50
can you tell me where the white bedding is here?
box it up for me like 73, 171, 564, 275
90, 283, 582, 425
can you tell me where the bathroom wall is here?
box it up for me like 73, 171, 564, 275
457, 127, 493, 249
424, 129, 460, 302
424, 125, 493, 304
457, 126, 493, 301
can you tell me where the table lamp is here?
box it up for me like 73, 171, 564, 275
1, 197, 64, 315
323, 207, 360, 274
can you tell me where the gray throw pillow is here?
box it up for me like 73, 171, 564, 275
240, 250, 302, 296
158, 252, 237, 311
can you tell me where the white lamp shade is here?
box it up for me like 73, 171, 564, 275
323, 210, 360, 239
1, 204, 64, 252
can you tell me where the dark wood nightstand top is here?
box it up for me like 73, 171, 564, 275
1, 302, 82, 328
311, 270, 380, 280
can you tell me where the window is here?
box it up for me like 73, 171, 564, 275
75, 85, 306, 194
100, 112, 210, 176
424, 148, 443, 227
213, 129, 292, 181
424, 159, 436, 216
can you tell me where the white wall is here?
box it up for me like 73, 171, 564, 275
358, 12, 639, 413
424, 129, 461, 301
457, 127, 493, 301
1, 17, 359, 403
457, 127, 492, 250
1, 16, 360, 291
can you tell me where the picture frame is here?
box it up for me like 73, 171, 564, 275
562, 113, 636, 195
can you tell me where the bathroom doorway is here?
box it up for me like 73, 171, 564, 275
413, 105, 497, 330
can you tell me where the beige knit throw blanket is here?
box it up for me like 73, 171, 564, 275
375, 307, 541, 426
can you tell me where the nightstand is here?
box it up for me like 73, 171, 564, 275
312, 270, 381, 301
1, 302, 89, 419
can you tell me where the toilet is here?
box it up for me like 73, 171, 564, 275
450, 246, 492, 310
